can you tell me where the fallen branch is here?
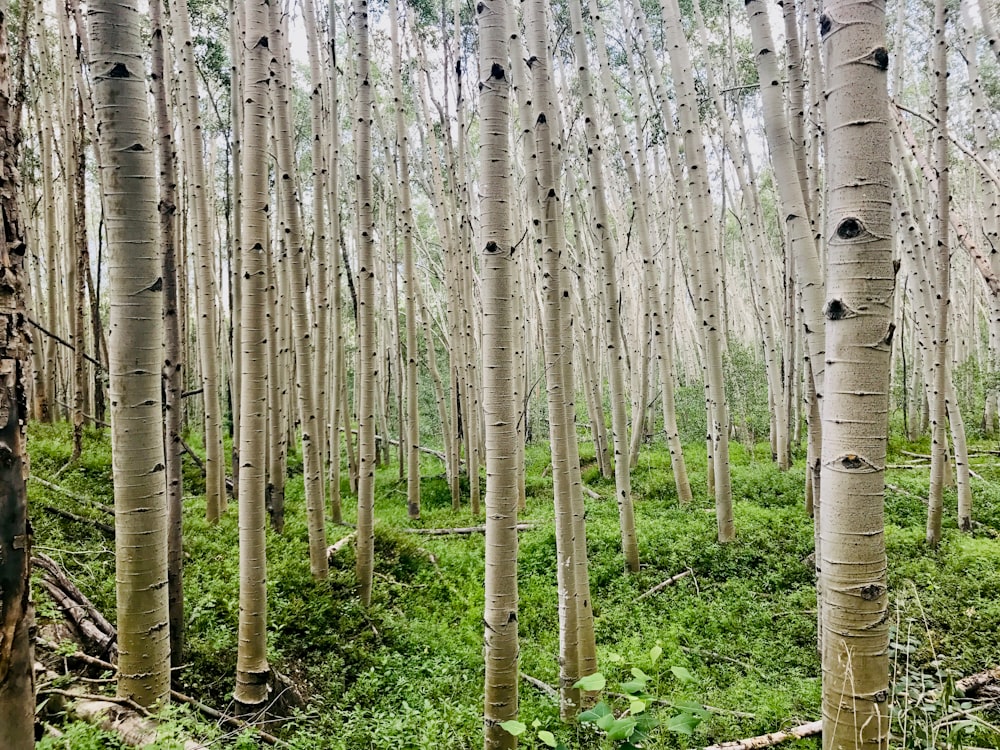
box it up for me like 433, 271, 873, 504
37, 642, 283, 745
900, 450, 932, 460
178, 437, 235, 494
41, 505, 115, 537
637, 570, 691, 601
520, 672, 558, 697
348, 429, 456, 465
402, 523, 535, 536
33, 553, 117, 658
703, 720, 822, 750
40, 687, 207, 749
327, 532, 357, 558
30, 476, 114, 515
582, 486, 601, 500
681, 645, 767, 678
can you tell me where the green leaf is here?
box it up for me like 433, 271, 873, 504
499, 720, 526, 737
573, 672, 606, 692
630, 667, 650, 681
666, 712, 703, 735
673, 699, 711, 717
537, 730, 557, 747
596, 712, 616, 731
670, 665, 696, 683
620, 679, 646, 695
629, 699, 646, 715
531, 719, 541, 729
606, 652, 624, 663
607, 718, 638, 741
579, 702, 612, 724
649, 645, 663, 663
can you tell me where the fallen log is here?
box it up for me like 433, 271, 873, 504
637, 570, 691, 601
33, 554, 117, 658
39, 688, 208, 749
703, 720, 822, 750
402, 523, 535, 536
327, 532, 357, 558
582, 486, 601, 500
37, 642, 283, 745
957, 667, 1000, 697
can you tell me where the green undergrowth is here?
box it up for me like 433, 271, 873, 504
27, 423, 1000, 748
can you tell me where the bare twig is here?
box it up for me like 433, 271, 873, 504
637, 570, 691, 601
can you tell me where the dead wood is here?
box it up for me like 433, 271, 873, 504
637, 570, 691, 601
36, 641, 283, 745
178, 436, 235, 494
41, 505, 114, 537
30, 476, 114, 515
402, 523, 535, 536
39, 687, 207, 749
582, 486, 601, 500
957, 667, 1000, 698
327, 532, 357, 558
33, 554, 117, 658
702, 720, 822, 749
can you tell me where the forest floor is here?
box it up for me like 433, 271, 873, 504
26, 422, 1000, 749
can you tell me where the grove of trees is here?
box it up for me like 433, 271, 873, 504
1, 0, 999, 747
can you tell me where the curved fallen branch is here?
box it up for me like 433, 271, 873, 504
703, 720, 822, 750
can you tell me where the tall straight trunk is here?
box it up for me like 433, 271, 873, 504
234, 0, 270, 710
354, 0, 378, 606
301, 0, 330, 469
151, 0, 185, 672
0, 0, 35, 740
168, 0, 226, 523
479, 2, 519, 745
818, 0, 893, 744
390, 2, 420, 520
660, 0, 734, 541
568, 0, 638, 571
269, 2, 328, 578
525, 0, 598, 718
926, 0, 949, 548
88, 0, 169, 707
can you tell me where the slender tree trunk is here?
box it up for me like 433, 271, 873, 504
234, 0, 270, 711
926, 0, 950, 548
168, 0, 226, 523
354, 0, 377, 606
818, 0, 893, 744
150, 0, 185, 673
269, 2, 328, 577
480, 2, 519, 744
88, 0, 170, 707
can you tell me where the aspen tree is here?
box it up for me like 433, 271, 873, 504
744, 0, 825, 391
326, 0, 344, 525
479, 1, 519, 744
819, 0, 893, 743
354, 0, 378, 606
525, 0, 598, 717
567, 0, 638, 571
301, 0, 329, 463
270, 1, 328, 577
390, 2, 420, 520
234, 0, 271, 710
150, 0, 185, 669
926, 0, 950, 548
88, 0, 170, 707
660, 0, 734, 541
0, 0, 35, 741
168, 0, 226, 523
